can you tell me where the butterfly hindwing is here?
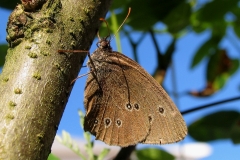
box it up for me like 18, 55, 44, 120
112, 52, 187, 144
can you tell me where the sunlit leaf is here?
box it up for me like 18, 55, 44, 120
47, 154, 60, 160
136, 148, 174, 160
212, 73, 229, 90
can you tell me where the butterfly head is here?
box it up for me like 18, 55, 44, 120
97, 36, 112, 51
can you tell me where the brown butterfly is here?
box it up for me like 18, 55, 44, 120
60, 8, 187, 147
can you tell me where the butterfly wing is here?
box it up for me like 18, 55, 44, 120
84, 51, 187, 147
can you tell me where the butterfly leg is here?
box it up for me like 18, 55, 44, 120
86, 52, 102, 91
70, 72, 91, 85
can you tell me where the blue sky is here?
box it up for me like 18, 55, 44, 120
1, 6, 240, 160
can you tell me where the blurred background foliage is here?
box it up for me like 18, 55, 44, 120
0, 0, 240, 159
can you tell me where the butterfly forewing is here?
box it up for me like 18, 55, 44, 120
84, 53, 151, 146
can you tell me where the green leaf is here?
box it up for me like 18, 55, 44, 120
110, 0, 129, 10
121, 0, 185, 31
212, 58, 239, 90
162, 2, 191, 34
194, 0, 238, 22
151, 0, 186, 21
78, 110, 95, 160
97, 148, 110, 160
78, 110, 85, 129
136, 148, 174, 160
233, 20, 240, 38
191, 37, 220, 68
110, 10, 122, 52
206, 50, 223, 82
47, 153, 60, 160
207, 50, 239, 90
119, 2, 158, 31
107, 0, 189, 32
211, 20, 227, 38
230, 116, 240, 144
56, 131, 86, 160
232, 5, 240, 38
229, 59, 240, 75
212, 73, 229, 90
191, 0, 236, 33
0, 44, 8, 67
188, 111, 240, 142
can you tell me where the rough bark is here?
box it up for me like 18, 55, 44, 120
0, 0, 112, 159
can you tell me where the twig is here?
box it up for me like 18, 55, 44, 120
149, 29, 163, 63
181, 96, 240, 115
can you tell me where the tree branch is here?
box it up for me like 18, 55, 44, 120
0, 0, 112, 159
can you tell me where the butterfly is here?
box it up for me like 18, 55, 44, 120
60, 8, 187, 147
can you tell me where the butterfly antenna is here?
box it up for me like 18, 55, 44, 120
99, 18, 111, 39
97, 31, 101, 40
113, 7, 131, 38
